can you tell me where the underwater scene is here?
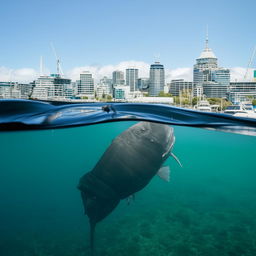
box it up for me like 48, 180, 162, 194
1, 121, 256, 256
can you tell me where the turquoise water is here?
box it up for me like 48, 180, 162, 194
0, 122, 256, 256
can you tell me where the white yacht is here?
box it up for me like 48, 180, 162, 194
224, 103, 256, 118
194, 100, 212, 112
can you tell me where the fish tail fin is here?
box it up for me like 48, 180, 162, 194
90, 220, 96, 256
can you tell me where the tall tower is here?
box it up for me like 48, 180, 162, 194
193, 32, 218, 85
126, 68, 139, 92
78, 71, 94, 96
112, 71, 125, 86
149, 62, 165, 96
193, 31, 230, 98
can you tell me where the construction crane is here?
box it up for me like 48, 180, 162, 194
244, 46, 256, 81
50, 43, 64, 77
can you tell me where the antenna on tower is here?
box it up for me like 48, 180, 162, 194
154, 53, 160, 63
40, 56, 44, 76
205, 25, 209, 49
50, 42, 64, 77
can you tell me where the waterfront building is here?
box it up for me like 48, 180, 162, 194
127, 90, 144, 99
137, 78, 149, 91
78, 71, 94, 97
0, 82, 21, 99
31, 74, 71, 100
64, 83, 75, 99
114, 85, 130, 100
112, 71, 125, 86
101, 76, 113, 94
228, 82, 256, 104
149, 62, 165, 96
71, 82, 79, 97
18, 83, 34, 99
96, 77, 113, 98
96, 76, 113, 98
194, 85, 203, 98
193, 35, 230, 98
169, 79, 194, 96
126, 68, 139, 92
202, 82, 229, 98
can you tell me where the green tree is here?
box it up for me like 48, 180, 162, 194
158, 91, 172, 97
252, 99, 256, 106
106, 95, 112, 101
182, 99, 190, 105
192, 97, 198, 106
173, 96, 180, 104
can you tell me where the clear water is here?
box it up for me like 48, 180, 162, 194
0, 122, 256, 256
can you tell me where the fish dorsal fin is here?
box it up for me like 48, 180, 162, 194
157, 166, 170, 182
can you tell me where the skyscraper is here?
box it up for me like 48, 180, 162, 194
126, 68, 139, 92
78, 71, 94, 96
112, 71, 125, 86
149, 62, 165, 96
193, 34, 230, 98
193, 36, 218, 85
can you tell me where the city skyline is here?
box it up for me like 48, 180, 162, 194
1, 0, 256, 83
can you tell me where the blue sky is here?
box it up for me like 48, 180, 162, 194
1, 0, 256, 82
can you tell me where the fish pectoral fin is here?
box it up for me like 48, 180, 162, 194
157, 166, 170, 182
171, 152, 182, 167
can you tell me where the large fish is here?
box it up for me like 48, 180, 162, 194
77, 122, 181, 254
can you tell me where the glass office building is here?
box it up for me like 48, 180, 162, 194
149, 62, 165, 96
112, 71, 125, 86
169, 79, 194, 96
78, 71, 94, 97
193, 36, 230, 98
228, 82, 256, 103
126, 68, 139, 92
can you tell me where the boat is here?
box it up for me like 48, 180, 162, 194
224, 103, 256, 118
194, 100, 212, 112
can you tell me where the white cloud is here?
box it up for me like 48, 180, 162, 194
1, 62, 254, 84
0, 67, 11, 81
67, 61, 193, 83
229, 67, 254, 82
66, 61, 150, 82
165, 67, 193, 82
0, 66, 38, 83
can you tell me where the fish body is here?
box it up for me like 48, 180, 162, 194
77, 122, 176, 253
